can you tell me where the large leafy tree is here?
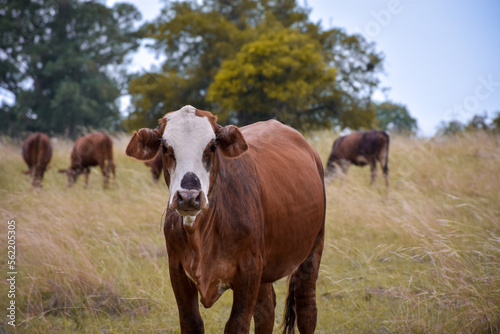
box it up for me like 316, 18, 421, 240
465, 112, 489, 132
0, 0, 141, 137
127, 0, 384, 131
491, 111, 500, 133
376, 101, 418, 134
207, 28, 337, 129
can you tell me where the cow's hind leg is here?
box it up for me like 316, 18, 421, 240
369, 160, 378, 186
382, 160, 389, 188
253, 283, 276, 334
100, 162, 109, 188
283, 223, 325, 334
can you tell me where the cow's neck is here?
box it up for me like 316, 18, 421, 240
182, 215, 203, 281
181, 205, 230, 307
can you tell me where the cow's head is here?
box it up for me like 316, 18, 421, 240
126, 105, 248, 219
24, 166, 46, 188
324, 159, 342, 182
58, 167, 87, 188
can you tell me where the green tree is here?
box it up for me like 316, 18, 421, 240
437, 120, 465, 136
376, 101, 418, 134
206, 28, 337, 130
127, 0, 384, 131
126, 0, 258, 130
0, 0, 141, 137
465, 112, 489, 132
491, 111, 500, 133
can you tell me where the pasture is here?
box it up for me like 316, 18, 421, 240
0, 131, 499, 333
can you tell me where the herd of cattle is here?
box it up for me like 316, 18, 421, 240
22, 131, 116, 189
22, 125, 390, 192
20, 106, 390, 333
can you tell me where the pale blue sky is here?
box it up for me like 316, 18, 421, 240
308, 0, 500, 135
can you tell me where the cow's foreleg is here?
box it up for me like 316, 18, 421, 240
253, 283, 276, 334
169, 262, 204, 333
83, 168, 90, 188
225, 265, 262, 333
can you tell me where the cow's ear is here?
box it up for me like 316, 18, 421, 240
216, 125, 248, 158
126, 127, 163, 161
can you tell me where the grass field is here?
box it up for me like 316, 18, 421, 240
1, 131, 499, 333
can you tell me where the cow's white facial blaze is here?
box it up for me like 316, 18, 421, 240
162, 105, 215, 213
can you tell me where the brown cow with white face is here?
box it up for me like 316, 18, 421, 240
325, 130, 390, 187
22, 132, 53, 188
126, 105, 326, 334
59, 132, 116, 188
144, 151, 163, 183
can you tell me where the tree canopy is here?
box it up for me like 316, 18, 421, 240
126, 0, 384, 131
0, 0, 141, 137
437, 111, 500, 135
206, 28, 337, 129
375, 101, 418, 134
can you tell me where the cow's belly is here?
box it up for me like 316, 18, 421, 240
260, 199, 324, 283
354, 155, 369, 166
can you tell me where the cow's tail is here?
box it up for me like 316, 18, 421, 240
28, 134, 40, 179
35, 134, 45, 170
282, 275, 296, 334
381, 132, 390, 188
36, 134, 49, 167
30, 133, 47, 187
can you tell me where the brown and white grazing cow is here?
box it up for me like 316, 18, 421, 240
325, 130, 390, 187
59, 132, 116, 188
126, 105, 326, 334
144, 151, 163, 183
22, 132, 53, 188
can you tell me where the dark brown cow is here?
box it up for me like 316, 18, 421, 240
325, 130, 390, 187
126, 105, 325, 333
22, 132, 53, 188
59, 132, 116, 188
144, 151, 163, 183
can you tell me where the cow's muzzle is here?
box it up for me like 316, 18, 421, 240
171, 189, 208, 216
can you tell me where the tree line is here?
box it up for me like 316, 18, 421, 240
1, 0, 418, 138
438, 112, 500, 135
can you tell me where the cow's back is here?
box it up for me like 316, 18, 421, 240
241, 120, 325, 282
332, 133, 363, 161
71, 132, 113, 167
22, 133, 52, 168
359, 131, 389, 156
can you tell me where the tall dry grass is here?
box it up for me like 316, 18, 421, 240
0, 131, 499, 333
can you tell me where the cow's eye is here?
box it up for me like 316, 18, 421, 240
162, 145, 168, 153
210, 143, 217, 152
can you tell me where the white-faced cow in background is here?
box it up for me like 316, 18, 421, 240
59, 132, 116, 188
22, 132, 53, 188
126, 105, 326, 334
325, 130, 390, 187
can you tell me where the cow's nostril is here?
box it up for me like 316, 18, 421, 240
175, 189, 203, 213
